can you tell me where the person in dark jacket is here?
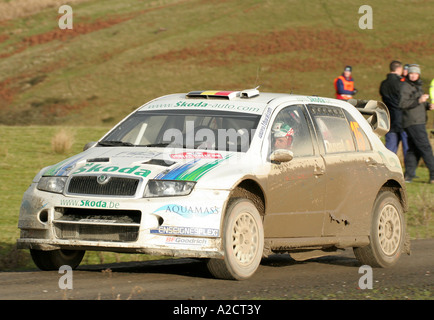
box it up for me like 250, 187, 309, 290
379, 60, 408, 156
399, 64, 434, 183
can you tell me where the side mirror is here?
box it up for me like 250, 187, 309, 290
270, 149, 293, 163
83, 141, 97, 151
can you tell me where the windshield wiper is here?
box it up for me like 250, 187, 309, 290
141, 143, 172, 148
98, 141, 135, 147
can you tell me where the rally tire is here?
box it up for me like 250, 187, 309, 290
207, 198, 264, 280
353, 191, 405, 268
30, 249, 85, 271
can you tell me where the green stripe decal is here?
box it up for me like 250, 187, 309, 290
158, 155, 232, 181
179, 155, 230, 181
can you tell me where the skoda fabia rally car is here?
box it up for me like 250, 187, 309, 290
18, 88, 408, 280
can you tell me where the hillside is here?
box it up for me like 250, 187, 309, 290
0, 0, 433, 126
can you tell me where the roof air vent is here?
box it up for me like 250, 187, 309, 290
240, 87, 260, 98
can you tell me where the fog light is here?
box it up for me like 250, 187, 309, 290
142, 214, 163, 229
39, 210, 49, 223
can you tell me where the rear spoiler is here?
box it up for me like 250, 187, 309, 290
347, 99, 390, 136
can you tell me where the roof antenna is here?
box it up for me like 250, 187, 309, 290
254, 65, 261, 88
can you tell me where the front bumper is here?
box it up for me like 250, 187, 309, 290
17, 183, 229, 259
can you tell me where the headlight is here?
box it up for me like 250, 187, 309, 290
144, 180, 196, 197
37, 176, 68, 194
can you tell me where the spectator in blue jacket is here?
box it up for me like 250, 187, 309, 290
334, 66, 357, 100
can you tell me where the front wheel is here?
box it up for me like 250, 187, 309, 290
30, 249, 85, 271
353, 191, 405, 268
207, 198, 264, 280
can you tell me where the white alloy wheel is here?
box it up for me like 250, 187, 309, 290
377, 204, 402, 256
353, 191, 405, 268
231, 211, 261, 266
207, 198, 264, 280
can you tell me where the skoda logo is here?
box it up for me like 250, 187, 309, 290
97, 174, 110, 185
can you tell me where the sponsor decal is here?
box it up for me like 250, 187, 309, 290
305, 96, 330, 104
72, 163, 151, 177
154, 204, 219, 219
150, 226, 219, 237
143, 100, 262, 114
170, 152, 223, 160
43, 155, 85, 176
258, 107, 273, 139
176, 101, 210, 108
60, 199, 120, 209
155, 155, 231, 181
165, 236, 209, 246
175, 101, 261, 113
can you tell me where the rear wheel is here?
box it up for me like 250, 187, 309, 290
207, 198, 264, 280
30, 249, 85, 270
353, 191, 405, 268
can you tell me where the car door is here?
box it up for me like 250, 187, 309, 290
307, 104, 380, 237
263, 104, 326, 238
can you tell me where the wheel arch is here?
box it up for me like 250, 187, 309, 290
227, 179, 266, 217
378, 179, 408, 212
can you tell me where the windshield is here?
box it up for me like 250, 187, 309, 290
100, 110, 261, 152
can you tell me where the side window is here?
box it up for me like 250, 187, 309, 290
344, 111, 372, 152
309, 105, 356, 154
269, 105, 314, 157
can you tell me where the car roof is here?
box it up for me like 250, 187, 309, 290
138, 90, 344, 116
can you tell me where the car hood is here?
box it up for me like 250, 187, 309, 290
41, 147, 252, 186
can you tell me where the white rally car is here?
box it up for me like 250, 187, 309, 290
18, 89, 408, 280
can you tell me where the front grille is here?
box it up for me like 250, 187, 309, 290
54, 223, 139, 242
53, 208, 141, 242
67, 176, 139, 196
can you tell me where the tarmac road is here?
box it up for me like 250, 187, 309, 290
0, 239, 432, 301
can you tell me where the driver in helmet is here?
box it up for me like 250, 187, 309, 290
272, 122, 294, 150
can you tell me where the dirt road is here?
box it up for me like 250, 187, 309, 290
0, 239, 432, 301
